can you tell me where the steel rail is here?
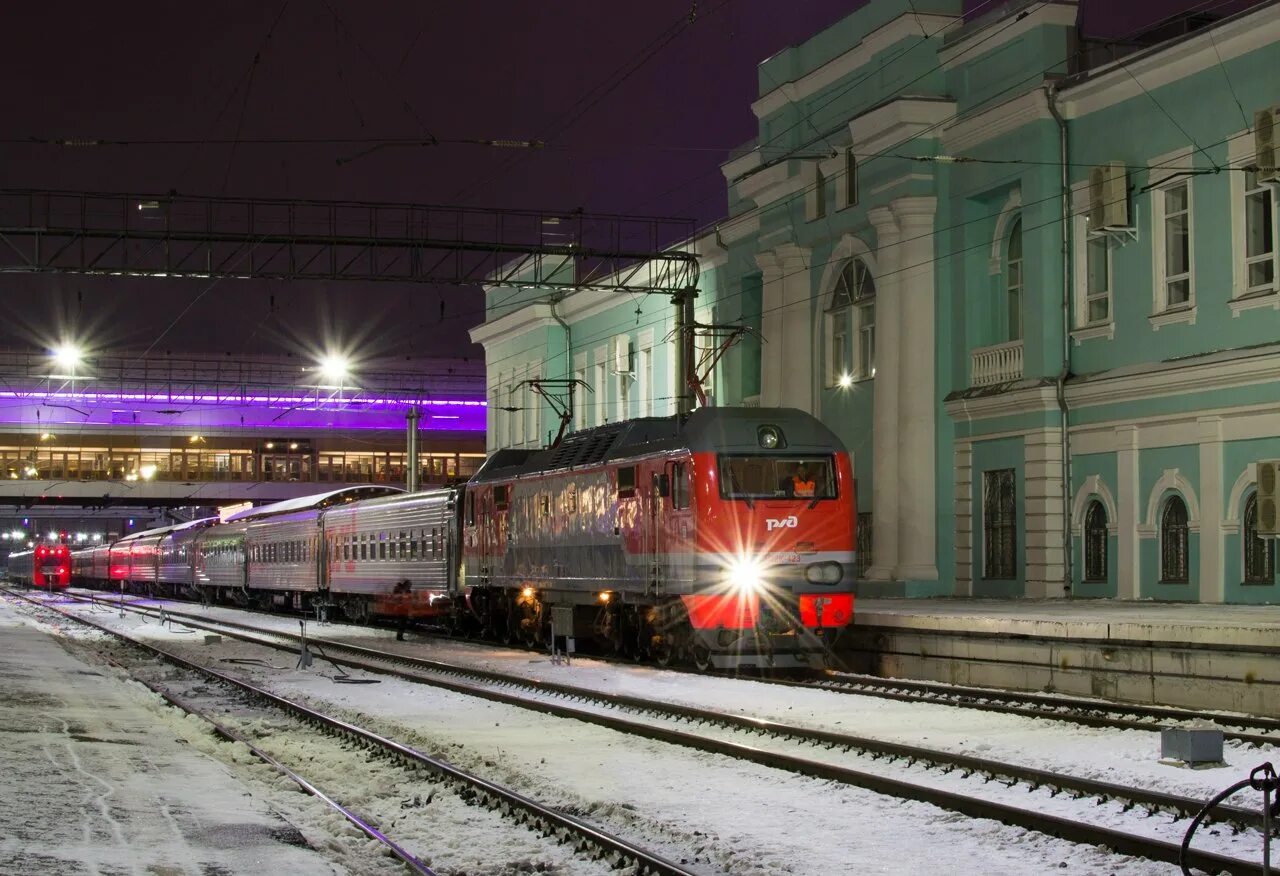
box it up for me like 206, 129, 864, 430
40, 589, 1275, 872
5, 588, 695, 876
771, 671, 1280, 745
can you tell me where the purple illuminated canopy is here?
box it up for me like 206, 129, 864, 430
0, 388, 487, 432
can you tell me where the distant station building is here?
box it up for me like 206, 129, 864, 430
471, 0, 1280, 605
0, 348, 485, 543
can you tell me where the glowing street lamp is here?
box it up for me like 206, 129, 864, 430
51, 342, 84, 373
319, 353, 350, 383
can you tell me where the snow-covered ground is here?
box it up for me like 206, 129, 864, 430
5, 590, 1274, 874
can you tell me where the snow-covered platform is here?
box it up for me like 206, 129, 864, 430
0, 599, 339, 875
844, 598, 1280, 716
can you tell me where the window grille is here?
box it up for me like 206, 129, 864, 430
1244, 493, 1275, 584
982, 469, 1017, 579
1160, 495, 1189, 583
1083, 500, 1108, 582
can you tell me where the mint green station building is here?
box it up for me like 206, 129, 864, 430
471, 0, 1280, 605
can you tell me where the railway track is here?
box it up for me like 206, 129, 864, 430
776, 670, 1280, 747
5, 587, 696, 876
25, 587, 1277, 875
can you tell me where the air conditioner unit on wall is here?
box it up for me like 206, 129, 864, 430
613, 336, 633, 376
1256, 106, 1280, 184
1088, 161, 1130, 232
1257, 460, 1280, 536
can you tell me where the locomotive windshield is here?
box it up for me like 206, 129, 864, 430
717, 455, 836, 500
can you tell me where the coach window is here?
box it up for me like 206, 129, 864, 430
380, 537, 388, 561
358, 538, 365, 561
617, 466, 637, 499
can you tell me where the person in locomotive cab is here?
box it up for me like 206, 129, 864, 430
790, 462, 816, 498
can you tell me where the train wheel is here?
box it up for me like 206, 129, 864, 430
652, 635, 677, 667
690, 642, 714, 673
341, 596, 371, 624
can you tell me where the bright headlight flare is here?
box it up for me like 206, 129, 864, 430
726, 557, 765, 593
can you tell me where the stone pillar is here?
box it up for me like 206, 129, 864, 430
754, 244, 813, 412
1115, 425, 1141, 600
891, 197, 939, 582
1198, 416, 1224, 603
1024, 428, 1066, 597
865, 207, 900, 582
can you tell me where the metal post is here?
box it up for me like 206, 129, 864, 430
672, 288, 697, 415
406, 405, 420, 492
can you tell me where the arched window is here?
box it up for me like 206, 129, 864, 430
1005, 217, 1023, 341
825, 257, 876, 384
1243, 493, 1275, 584
1160, 495, 1189, 583
1083, 500, 1108, 582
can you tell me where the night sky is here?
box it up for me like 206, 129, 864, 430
0, 0, 1248, 365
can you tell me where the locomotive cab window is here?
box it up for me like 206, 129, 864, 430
717, 455, 836, 500
617, 466, 637, 498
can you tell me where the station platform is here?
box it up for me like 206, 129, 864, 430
0, 597, 338, 874
842, 598, 1280, 717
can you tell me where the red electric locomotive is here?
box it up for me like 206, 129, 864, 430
461, 406, 856, 670
6, 544, 72, 590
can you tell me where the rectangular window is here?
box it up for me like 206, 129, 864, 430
379, 539, 387, 561
466, 492, 475, 525
493, 484, 509, 510
573, 366, 588, 431
617, 465, 637, 498
1085, 235, 1110, 324
830, 309, 850, 382
805, 163, 826, 221
672, 461, 691, 510
982, 469, 1017, 580
1161, 182, 1192, 308
845, 149, 858, 209
539, 494, 550, 517
359, 539, 367, 561
717, 455, 836, 500
1244, 169, 1276, 293
856, 512, 873, 577
857, 301, 875, 378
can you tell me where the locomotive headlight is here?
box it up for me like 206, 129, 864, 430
804, 561, 844, 585
727, 557, 764, 593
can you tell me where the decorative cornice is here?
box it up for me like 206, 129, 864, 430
939, 2, 1078, 70
751, 12, 960, 119
1060, 1, 1280, 118
849, 97, 956, 156
944, 381, 1059, 422
469, 304, 556, 347
1066, 346, 1280, 409
717, 212, 761, 246
942, 88, 1052, 153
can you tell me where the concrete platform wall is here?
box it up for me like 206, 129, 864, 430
843, 625, 1280, 716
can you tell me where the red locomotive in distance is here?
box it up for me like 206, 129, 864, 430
461, 407, 856, 670
6, 543, 72, 590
